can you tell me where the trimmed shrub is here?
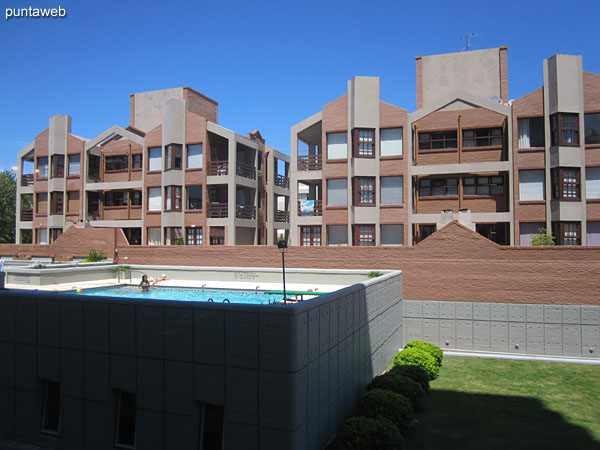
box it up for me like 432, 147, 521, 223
358, 388, 414, 434
84, 249, 104, 262
404, 340, 444, 366
393, 347, 440, 381
389, 364, 430, 392
334, 415, 404, 450
367, 372, 424, 410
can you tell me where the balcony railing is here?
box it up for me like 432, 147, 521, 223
274, 210, 289, 223
236, 204, 256, 220
236, 163, 256, 180
209, 203, 228, 218
297, 154, 322, 171
274, 174, 290, 189
297, 200, 323, 216
208, 161, 229, 176
21, 174, 34, 187
20, 209, 33, 221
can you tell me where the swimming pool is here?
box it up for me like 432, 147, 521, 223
69, 285, 281, 304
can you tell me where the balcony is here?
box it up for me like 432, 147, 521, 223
208, 161, 229, 176
236, 204, 256, 220
236, 162, 256, 180
297, 155, 322, 171
274, 174, 290, 189
21, 174, 34, 187
20, 209, 33, 221
298, 200, 323, 216
274, 210, 289, 223
209, 203, 228, 218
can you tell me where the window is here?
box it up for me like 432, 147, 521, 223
380, 224, 403, 246
551, 113, 579, 146
105, 191, 128, 207
462, 127, 503, 148
50, 192, 63, 215
476, 223, 509, 245
105, 155, 128, 172
519, 222, 545, 246
186, 227, 203, 245
300, 226, 321, 246
587, 221, 600, 246
380, 128, 403, 157
148, 147, 162, 171
131, 190, 142, 206
37, 156, 48, 178
327, 132, 348, 159
115, 391, 136, 449
519, 170, 545, 201
187, 185, 202, 210
586, 167, 600, 199
210, 227, 225, 245
41, 380, 61, 435
554, 221, 581, 245
165, 144, 182, 170
418, 130, 457, 150
36, 193, 48, 214
381, 176, 403, 205
131, 154, 142, 170
418, 178, 458, 197
67, 191, 79, 213
354, 224, 375, 246
518, 117, 545, 148
51, 155, 65, 178
552, 168, 580, 200
68, 154, 80, 176
354, 177, 375, 205
49, 228, 62, 243
353, 129, 375, 157
585, 113, 600, 145
187, 143, 203, 169
37, 228, 48, 244
464, 176, 504, 196
165, 186, 182, 211
147, 227, 161, 245
327, 225, 347, 246
147, 187, 161, 211
327, 179, 348, 206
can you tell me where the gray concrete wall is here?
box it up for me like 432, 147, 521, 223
132, 88, 183, 133
0, 271, 403, 450
403, 300, 599, 358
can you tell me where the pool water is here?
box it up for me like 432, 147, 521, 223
69, 285, 281, 305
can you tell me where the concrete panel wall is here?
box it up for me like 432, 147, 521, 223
0, 271, 402, 450
403, 300, 599, 358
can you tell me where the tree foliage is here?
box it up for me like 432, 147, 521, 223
0, 171, 16, 243
531, 227, 555, 246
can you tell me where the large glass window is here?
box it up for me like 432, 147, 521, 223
51, 155, 65, 178
327, 225, 347, 246
519, 222, 545, 246
380, 224, 403, 246
187, 143, 203, 169
186, 227, 203, 245
381, 176, 403, 205
187, 185, 202, 210
554, 221, 581, 245
165, 186, 182, 211
518, 117, 545, 148
354, 224, 375, 246
418, 130, 457, 150
519, 170, 545, 201
147, 227, 161, 245
68, 154, 80, 176
37, 228, 48, 245
131, 154, 142, 170
165, 144, 182, 170
419, 178, 458, 197
105, 155, 128, 172
586, 167, 600, 199
131, 190, 142, 206
552, 168, 580, 200
300, 226, 321, 246
105, 191, 128, 207
462, 128, 503, 147
551, 113, 579, 146
464, 176, 504, 196
327, 132, 347, 159
585, 113, 600, 145
37, 156, 48, 178
148, 147, 162, 171
380, 128, 403, 156
147, 187, 161, 211
50, 192, 63, 215
327, 179, 347, 206
353, 129, 375, 157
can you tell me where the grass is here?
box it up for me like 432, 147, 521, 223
404, 356, 600, 450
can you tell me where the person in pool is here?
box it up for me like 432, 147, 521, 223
139, 275, 151, 291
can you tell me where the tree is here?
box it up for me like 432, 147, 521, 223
0, 170, 16, 243
531, 227, 555, 246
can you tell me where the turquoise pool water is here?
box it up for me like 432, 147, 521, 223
69, 285, 280, 304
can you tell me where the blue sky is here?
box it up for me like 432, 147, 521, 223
1, 0, 599, 171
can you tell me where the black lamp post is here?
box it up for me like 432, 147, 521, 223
277, 239, 288, 304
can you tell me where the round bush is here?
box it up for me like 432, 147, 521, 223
334, 415, 404, 450
393, 347, 440, 381
367, 372, 424, 410
389, 364, 430, 392
358, 388, 414, 434
404, 340, 444, 366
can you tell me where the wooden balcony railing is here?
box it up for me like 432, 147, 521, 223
208, 161, 229, 176
236, 204, 256, 220
236, 163, 256, 180
274, 210, 289, 223
209, 203, 228, 218
297, 200, 323, 216
20, 209, 33, 221
274, 174, 290, 189
21, 174, 34, 186
297, 154, 322, 171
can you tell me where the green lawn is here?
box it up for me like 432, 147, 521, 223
404, 356, 600, 450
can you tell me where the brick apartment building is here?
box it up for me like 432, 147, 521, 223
290, 47, 600, 246
15, 87, 290, 247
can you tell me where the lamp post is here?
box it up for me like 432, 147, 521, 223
277, 239, 288, 304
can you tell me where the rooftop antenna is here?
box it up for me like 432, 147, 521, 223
461, 33, 481, 51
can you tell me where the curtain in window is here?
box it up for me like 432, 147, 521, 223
518, 118, 531, 149
147, 228, 161, 245
327, 133, 347, 159
380, 224, 403, 245
327, 225, 347, 246
148, 188, 161, 211
37, 229, 48, 245
587, 221, 600, 246
148, 147, 162, 171
380, 128, 403, 156
381, 176, 403, 204
586, 167, 600, 199
327, 179, 347, 206
519, 170, 545, 201
187, 144, 203, 169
